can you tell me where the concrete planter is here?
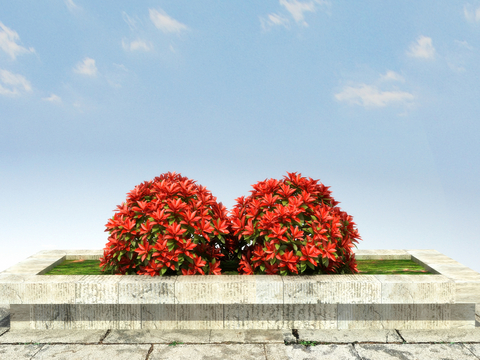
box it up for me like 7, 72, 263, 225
1, 249, 479, 330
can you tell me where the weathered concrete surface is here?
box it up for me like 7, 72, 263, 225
0, 329, 107, 344
265, 343, 361, 360
209, 329, 285, 343
399, 328, 480, 343
297, 329, 403, 343
149, 344, 266, 360
355, 343, 479, 360
103, 329, 211, 344
0, 305, 9, 328
0, 344, 43, 359
464, 344, 480, 358
32, 344, 151, 360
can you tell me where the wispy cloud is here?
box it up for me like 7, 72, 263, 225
65, 0, 82, 13
261, 0, 330, 30
380, 70, 405, 83
0, 21, 35, 60
407, 35, 436, 59
122, 38, 152, 52
335, 85, 413, 108
0, 68, 32, 96
149, 8, 188, 33
464, 4, 480, 23
261, 14, 289, 30
73, 57, 97, 76
122, 12, 138, 31
335, 71, 413, 108
455, 39, 473, 50
42, 94, 62, 103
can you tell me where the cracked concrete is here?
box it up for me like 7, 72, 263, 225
0, 327, 480, 359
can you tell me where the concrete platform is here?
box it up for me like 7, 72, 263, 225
1, 327, 480, 359
2, 249, 479, 330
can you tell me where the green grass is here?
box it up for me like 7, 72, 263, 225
44, 259, 431, 275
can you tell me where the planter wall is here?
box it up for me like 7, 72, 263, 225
0, 249, 479, 330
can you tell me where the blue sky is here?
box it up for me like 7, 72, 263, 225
1, 1, 479, 273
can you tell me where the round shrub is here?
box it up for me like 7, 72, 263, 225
100, 172, 232, 276
230, 172, 362, 275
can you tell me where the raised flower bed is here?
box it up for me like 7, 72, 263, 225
0, 249, 478, 330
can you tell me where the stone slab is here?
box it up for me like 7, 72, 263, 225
464, 344, 480, 358
265, 343, 360, 360
0, 330, 107, 344
355, 249, 411, 260
209, 329, 285, 343
1, 257, 65, 275
0, 328, 8, 336
149, 344, 266, 360
297, 329, 403, 343
0, 344, 43, 359
103, 329, 211, 344
376, 275, 454, 304
355, 343, 478, 360
32, 344, 151, 360
398, 328, 480, 343
118, 276, 176, 304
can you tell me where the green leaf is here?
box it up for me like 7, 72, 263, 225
306, 261, 315, 270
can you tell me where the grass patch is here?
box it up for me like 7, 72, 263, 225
44, 259, 431, 275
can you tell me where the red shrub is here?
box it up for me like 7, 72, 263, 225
230, 172, 361, 275
100, 172, 232, 275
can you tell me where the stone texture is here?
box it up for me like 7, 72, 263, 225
0, 329, 106, 343
75, 276, 122, 304
376, 274, 454, 304
0, 344, 43, 359
283, 275, 381, 304
210, 329, 285, 343
337, 303, 475, 330
33, 344, 151, 360
265, 343, 361, 360
399, 328, 480, 343
149, 344, 267, 360
176, 304, 223, 329
224, 304, 284, 329
355, 343, 479, 360
283, 303, 337, 329
297, 329, 403, 343
118, 275, 176, 304
103, 329, 211, 344
464, 344, 480, 358
355, 249, 410, 260
140, 304, 177, 329
0, 328, 8, 336
2, 257, 65, 275
175, 275, 256, 304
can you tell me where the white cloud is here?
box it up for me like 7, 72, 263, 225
380, 70, 405, 82
42, 94, 62, 103
260, 0, 329, 29
280, 0, 317, 26
65, 0, 81, 13
455, 39, 473, 50
122, 38, 152, 52
0, 21, 35, 60
0, 68, 32, 96
407, 36, 436, 59
260, 13, 289, 30
335, 85, 414, 108
122, 12, 138, 31
73, 57, 97, 76
464, 4, 480, 23
149, 8, 188, 33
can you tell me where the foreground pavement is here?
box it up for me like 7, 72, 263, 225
0, 313, 480, 359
